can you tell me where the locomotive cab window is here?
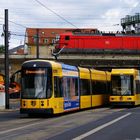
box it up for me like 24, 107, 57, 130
65, 36, 70, 40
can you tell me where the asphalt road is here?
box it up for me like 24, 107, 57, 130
50, 107, 140, 140
0, 104, 140, 140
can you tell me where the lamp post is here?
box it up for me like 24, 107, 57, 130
36, 29, 39, 59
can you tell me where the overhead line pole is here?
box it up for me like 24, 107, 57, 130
4, 9, 9, 109
36, 29, 39, 59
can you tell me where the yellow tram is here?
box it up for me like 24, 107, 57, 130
20, 60, 111, 115
110, 69, 140, 106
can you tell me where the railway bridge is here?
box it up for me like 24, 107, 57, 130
0, 53, 140, 74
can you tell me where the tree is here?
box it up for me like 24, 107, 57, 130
0, 45, 5, 54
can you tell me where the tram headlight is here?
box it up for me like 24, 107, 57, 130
23, 101, 26, 106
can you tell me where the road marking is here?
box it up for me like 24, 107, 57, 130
72, 112, 131, 140
0, 120, 44, 135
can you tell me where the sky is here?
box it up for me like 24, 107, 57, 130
0, 0, 139, 48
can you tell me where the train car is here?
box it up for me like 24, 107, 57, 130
20, 60, 111, 115
78, 67, 91, 109
55, 32, 140, 54
110, 69, 140, 106
90, 69, 111, 107
20, 60, 80, 114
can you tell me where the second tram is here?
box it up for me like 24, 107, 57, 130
110, 69, 140, 106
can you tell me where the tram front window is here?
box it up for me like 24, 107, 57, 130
111, 75, 133, 96
21, 68, 52, 99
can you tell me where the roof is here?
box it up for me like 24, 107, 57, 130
9, 45, 25, 55
111, 69, 137, 75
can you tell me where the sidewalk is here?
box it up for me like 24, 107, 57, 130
0, 99, 20, 112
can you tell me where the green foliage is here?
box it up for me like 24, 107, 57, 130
0, 45, 5, 54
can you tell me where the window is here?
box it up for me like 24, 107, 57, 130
33, 35, 40, 44
92, 80, 107, 95
111, 75, 133, 96
62, 77, 78, 98
55, 35, 60, 41
52, 39, 56, 44
21, 68, 52, 99
54, 77, 63, 97
44, 38, 48, 44
65, 36, 70, 40
54, 76, 79, 98
80, 79, 91, 95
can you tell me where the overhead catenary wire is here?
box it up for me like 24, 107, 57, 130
34, 0, 78, 29
0, 17, 27, 29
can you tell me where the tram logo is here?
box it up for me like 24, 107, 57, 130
31, 101, 36, 106
120, 96, 123, 101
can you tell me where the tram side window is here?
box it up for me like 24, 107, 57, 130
92, 80, 107, 94
54, 77, 63, 97
80, 79, 90, 95
136, 80, 140, 94
61, 77, 78, 99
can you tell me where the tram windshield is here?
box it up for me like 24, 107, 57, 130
21, 68, 52, 99
111, 75, 133, 96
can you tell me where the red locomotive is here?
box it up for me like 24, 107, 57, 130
55, 32, 140, 54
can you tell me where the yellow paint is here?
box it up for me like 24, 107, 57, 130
110, 96, 135, 102
78, 67, 90, 79
92, 94, 109, 107
111, 69, 137, 76
80, 96, 92, 109
135, 94, 140, 105
21, 98, 64, 114
91, 69, 111, 81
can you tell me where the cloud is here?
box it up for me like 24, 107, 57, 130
0, 0, 139, 48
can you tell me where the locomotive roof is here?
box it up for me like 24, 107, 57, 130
61, 32, 140, 37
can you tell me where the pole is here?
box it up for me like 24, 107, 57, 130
4, 9, 9, 109
36, 29, 39, 59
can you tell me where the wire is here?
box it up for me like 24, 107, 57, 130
34, 0, 78, 29
0, 17, 27, 28
9, 20, 27, 28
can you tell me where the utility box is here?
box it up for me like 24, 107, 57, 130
0, 92, 5, 109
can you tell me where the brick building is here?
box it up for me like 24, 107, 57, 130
25, 28, 98, 57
